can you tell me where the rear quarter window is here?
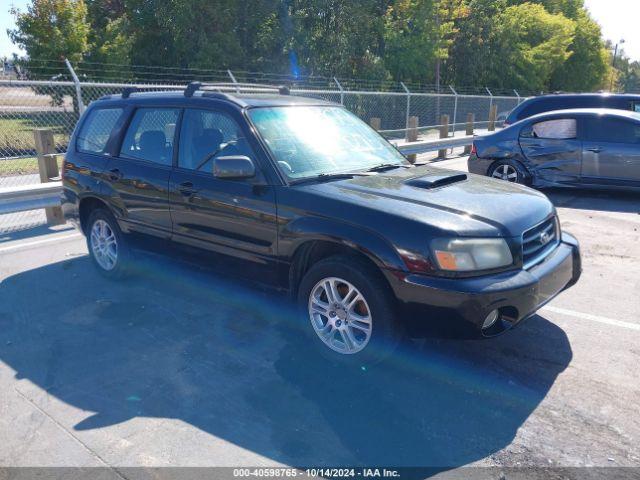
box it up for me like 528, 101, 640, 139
76, 108, 123, 154
119, 108, 180, 165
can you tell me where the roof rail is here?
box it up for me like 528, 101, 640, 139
184, 81, 290, 97
122, 86, 138, 99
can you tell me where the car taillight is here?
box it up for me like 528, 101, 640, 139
470, 143, 477, 155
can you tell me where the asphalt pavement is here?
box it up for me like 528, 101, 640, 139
0, 156, 639, 476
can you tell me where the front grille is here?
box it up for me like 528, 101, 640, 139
522, 216, 559, 268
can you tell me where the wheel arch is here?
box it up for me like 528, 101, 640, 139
78, 195, 113, 235
288, 220, 406, 297
488, 158, 531, 182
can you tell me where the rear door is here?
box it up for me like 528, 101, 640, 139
518, 117, 582, 184
168, 107, 279, 280
104, 106, 180, 238
581, 115, 640, 186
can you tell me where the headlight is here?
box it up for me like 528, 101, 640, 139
431, 238, 513, 272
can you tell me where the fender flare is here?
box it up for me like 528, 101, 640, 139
281, 216, 407, 272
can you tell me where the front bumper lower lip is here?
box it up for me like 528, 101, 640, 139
387, 232, 581, 336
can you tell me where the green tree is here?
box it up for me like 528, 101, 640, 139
441, 0, 502, 86
9, 0, 90, 70
383, 0, 438, 82
549, 11, 609, 92
487, 2, 575, 91
287, 0, 388, 79
614, 52, 640, 93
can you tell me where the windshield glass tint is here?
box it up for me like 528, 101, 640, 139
248, 106, 407, 179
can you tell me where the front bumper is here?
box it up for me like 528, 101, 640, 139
385, 232, 581, 337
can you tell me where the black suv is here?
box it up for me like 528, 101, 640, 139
62, 83, 581, 363
505, 93, 640, 125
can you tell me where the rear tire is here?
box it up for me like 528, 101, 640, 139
297, 255, 403, 366
86, 208, 130, 279
489, 160, 529, 185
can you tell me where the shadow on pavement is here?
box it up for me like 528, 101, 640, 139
0, 222, 75, 243
0, 253, 572, 470
544, 187, 640, 214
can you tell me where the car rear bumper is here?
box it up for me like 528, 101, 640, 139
385, 232, 581, 337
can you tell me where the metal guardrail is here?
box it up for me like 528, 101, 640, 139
0, 135, 477, 216
394, 135, 474, 155
0, 181, 62, 215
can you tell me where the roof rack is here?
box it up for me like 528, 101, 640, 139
122, 86, 138, 98
184, 81, 290, 98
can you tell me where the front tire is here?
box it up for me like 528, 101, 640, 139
86, 208, 130, 278
297, 255, 403, 365
489, 160, 529, 185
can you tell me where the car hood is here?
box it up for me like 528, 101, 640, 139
302, 165, 555, 237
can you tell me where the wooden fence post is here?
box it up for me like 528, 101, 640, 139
488, 104, 498, 132
405, 116, 419, 163
438, 114, 449, 159
369, 117, 381, 131
34, 128, 64, 225
463, 113, 475, 154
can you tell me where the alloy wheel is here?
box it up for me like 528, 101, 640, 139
308, 277, 372, 354
90, 219, 118, 271
492, 164, 518, 182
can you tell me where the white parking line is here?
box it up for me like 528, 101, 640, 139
542, 305, 640, 332
0, 232, 82, 254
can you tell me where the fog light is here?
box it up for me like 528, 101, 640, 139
482, 310, 500, 329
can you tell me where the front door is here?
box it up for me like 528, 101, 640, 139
518, 117, 582, 184
169, 108, 279, 280
581, 115, 640, 186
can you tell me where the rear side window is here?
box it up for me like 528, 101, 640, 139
76, 108, 123, 154
525, 119, 577, 139
584, 117, 640, 144
120, 108, 180, 165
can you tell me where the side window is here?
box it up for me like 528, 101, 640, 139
633, 102, 640, 113
584, 117, 640, 144
525, 119, 577, 140
76, 108, 123, 154
178, 109, 254, 171
120, 108, 180, 165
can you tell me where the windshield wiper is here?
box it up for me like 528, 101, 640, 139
365, 163, 411, 172
289, 172, 375, 185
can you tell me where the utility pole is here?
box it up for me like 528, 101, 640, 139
435, 2, 441, 94
435, 1, 441, 124
610, 39, 625, 92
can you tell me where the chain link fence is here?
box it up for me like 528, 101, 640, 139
0, 71, 523, 233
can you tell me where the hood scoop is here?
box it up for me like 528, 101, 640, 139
405, 172, 468, 190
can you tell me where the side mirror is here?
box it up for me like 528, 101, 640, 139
213, 156, 256, 179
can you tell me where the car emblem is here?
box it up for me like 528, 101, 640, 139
540, 231, 551, 245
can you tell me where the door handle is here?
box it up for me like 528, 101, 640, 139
178, 181, 197, 196
108, 168, 122, 181
587, 147, 603, 153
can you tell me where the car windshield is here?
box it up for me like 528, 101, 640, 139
247, 105, 408, 180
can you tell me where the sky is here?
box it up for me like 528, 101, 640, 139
583, 0, 640, 62
0, 0, 639, 62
